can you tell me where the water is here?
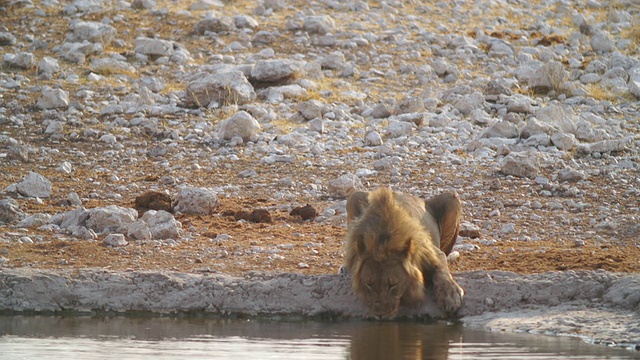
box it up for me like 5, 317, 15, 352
1, 316, 638, 359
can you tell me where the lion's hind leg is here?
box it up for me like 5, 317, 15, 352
426, 192, 461, 256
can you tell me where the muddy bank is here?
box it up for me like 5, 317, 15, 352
0, 268, 639, 351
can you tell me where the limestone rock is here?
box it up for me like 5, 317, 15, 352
218, 111, 261, 142
534, 105, 576, 134
15, 172, 53, 198
303, 15, 336, 35
251, 59, 304, 83
173, 186, 219, 215
85, 206, 138, 233
185, 71, 256, 107
142, 210, 182, 239
500, 154, 539, 178
0, 199, 25, 224
481, 121, 519, 139
327, 174, 362, 198
90, 57, 136, 75
37, 88, 69, 110
17, 213, 51, 229
128, 220, 152, 241
194, 17, 236, 35
134, 38, 174, 57
67, 21, 117, 45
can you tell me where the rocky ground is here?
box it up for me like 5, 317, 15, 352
1, 0, 639, 352
1, 0, 639, 276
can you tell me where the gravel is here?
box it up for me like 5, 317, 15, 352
0, 0, 638, 350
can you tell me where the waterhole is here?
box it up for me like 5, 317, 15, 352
1, 316, 638, 359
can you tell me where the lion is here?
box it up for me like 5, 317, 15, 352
343, 187, 464, 318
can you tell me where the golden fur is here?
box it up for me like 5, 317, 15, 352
344, 187, 464, 318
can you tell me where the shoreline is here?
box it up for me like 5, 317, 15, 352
1, 268, 638, 352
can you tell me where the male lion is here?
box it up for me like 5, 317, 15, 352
344, 187, 464, 318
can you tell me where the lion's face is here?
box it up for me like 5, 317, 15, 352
356, 257, 422, 319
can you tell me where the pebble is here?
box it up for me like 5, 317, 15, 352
0, 0, 635, 288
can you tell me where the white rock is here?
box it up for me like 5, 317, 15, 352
50, 207, 90, 229
308, 119, 324, 133
451, 91, 485, 115
558, 168, 586, 183
90, 57, 136, 74
263, 84, 307, 103
38, 57, 60, 74
196, 16, 237, 34
327, 174, 362, 197
17, 213, 51, 228
142, 210, 182, 239
0, 199, 25, 224
297, 99, 324, 120
590, 33, 615, 53
534, 105, 576, 134
67, 192, 82, 206
481, 120, 518, 139
15, 172, 52, 198
131, 0, 157, 9
629, 67, 640, 98
37, 88, 69, 110
104, 233, 128, 246
44, 121, 64, 134
303, 15, 335, 35
100, 134, 118, 144
251, 59, 304, 83
218, 111, 261, 141
185, 71, 256, 107
173, 186, 219, 215
190, 0, 224, 10
551, 132, 577, 151
67, 21, 117, 45
234, 15, 259, 29
500, 154, 539, 178
86, 206, 138, 233
578, 138, 632, 154
3, 52, 36, 69
364, 131, 383, 146
384, 120, 413, 138
528, 61, 568, 93
134, 37, 174, 57
128, 220, 152, 241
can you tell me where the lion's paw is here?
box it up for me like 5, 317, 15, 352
434, 274, 465, 314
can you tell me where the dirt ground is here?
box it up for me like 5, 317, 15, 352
3, 194, 640, 277
1, 0, 639, 277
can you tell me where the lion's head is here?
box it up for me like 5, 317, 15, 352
352, 253, 425, 319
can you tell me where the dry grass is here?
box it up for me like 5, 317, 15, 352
584, 83, 619, 102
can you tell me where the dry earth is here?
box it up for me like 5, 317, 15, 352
1, 0, 639, 277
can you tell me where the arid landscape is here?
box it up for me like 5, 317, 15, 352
1, 0, 639, 278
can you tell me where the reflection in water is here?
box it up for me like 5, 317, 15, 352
348, 322, 458, 360
0, 316, 638, 360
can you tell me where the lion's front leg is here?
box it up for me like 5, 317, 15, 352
432, 268, 464, 314
423, 248, 464, 314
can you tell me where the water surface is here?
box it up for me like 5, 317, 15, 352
1, 316, 638, 359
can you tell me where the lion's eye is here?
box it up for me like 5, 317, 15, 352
364, 283, 373, 291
